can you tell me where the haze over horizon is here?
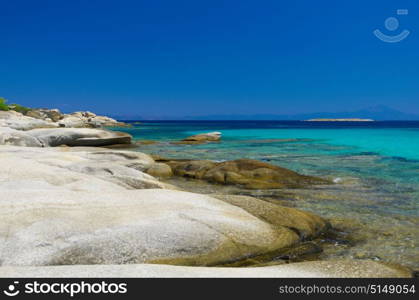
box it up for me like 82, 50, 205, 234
110, 105, 419, 120
1, 0, 418, 117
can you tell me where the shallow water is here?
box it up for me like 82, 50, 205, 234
116, 121, 419, 269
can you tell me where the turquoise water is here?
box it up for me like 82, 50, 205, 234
119, 121, 419, 192
214, 127, 419, 160
120, 121, 419, 159
116, 121, 419, 268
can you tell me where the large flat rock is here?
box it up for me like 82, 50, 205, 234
0, 146, 167, 191
0, 127, 132, 147
0, 189, 298, 267
58, 111, 129, 128
0, 127, 43, 147
30, 128, 132, 146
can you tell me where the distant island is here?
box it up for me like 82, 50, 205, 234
306, 118, 374, 122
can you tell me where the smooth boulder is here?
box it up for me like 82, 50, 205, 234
30, 128, 132, 147
0, 127, 132, 147
0, 127, 43, 147
0, 146, 166, 191
212, 194, 329, 239
146, 162, 173, 178
0, 189, 299, 267
166, 158, 329, 189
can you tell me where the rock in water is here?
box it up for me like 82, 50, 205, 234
173, 132, 222, 144
183, 131, 221, 141
166, 158, 329, 189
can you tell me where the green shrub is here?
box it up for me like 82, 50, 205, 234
0, 97, 10, 111
9, 103, 32, 114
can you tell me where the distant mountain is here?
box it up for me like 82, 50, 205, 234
109, 105, 419, 121
181, 105, 419, 121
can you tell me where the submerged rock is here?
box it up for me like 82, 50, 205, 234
135, 140, 159, 145
165, 158, 329, 189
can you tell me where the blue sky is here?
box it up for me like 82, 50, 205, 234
1, 0, 418, 118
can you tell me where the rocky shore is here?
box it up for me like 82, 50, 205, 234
0, 109, 129, 130
0, 110, 413, 277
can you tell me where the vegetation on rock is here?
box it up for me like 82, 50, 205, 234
0, 97, 32, 113
0, 98, 10, 111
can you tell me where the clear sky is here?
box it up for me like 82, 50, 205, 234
1, 0, 418, 118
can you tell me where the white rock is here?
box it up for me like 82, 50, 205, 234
0, 127, 132, 147
57, 115, 87, 128
29, 128, 132, 146
0, 146, 162, 191
0, 146, 297, 266
0, 127, 43, 147
0, 189, 297, 266
0, 261, 411, 278
0, 111, 58, 130
58, 111, 122, 128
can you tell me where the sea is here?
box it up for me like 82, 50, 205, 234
115, 121, 419, 269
